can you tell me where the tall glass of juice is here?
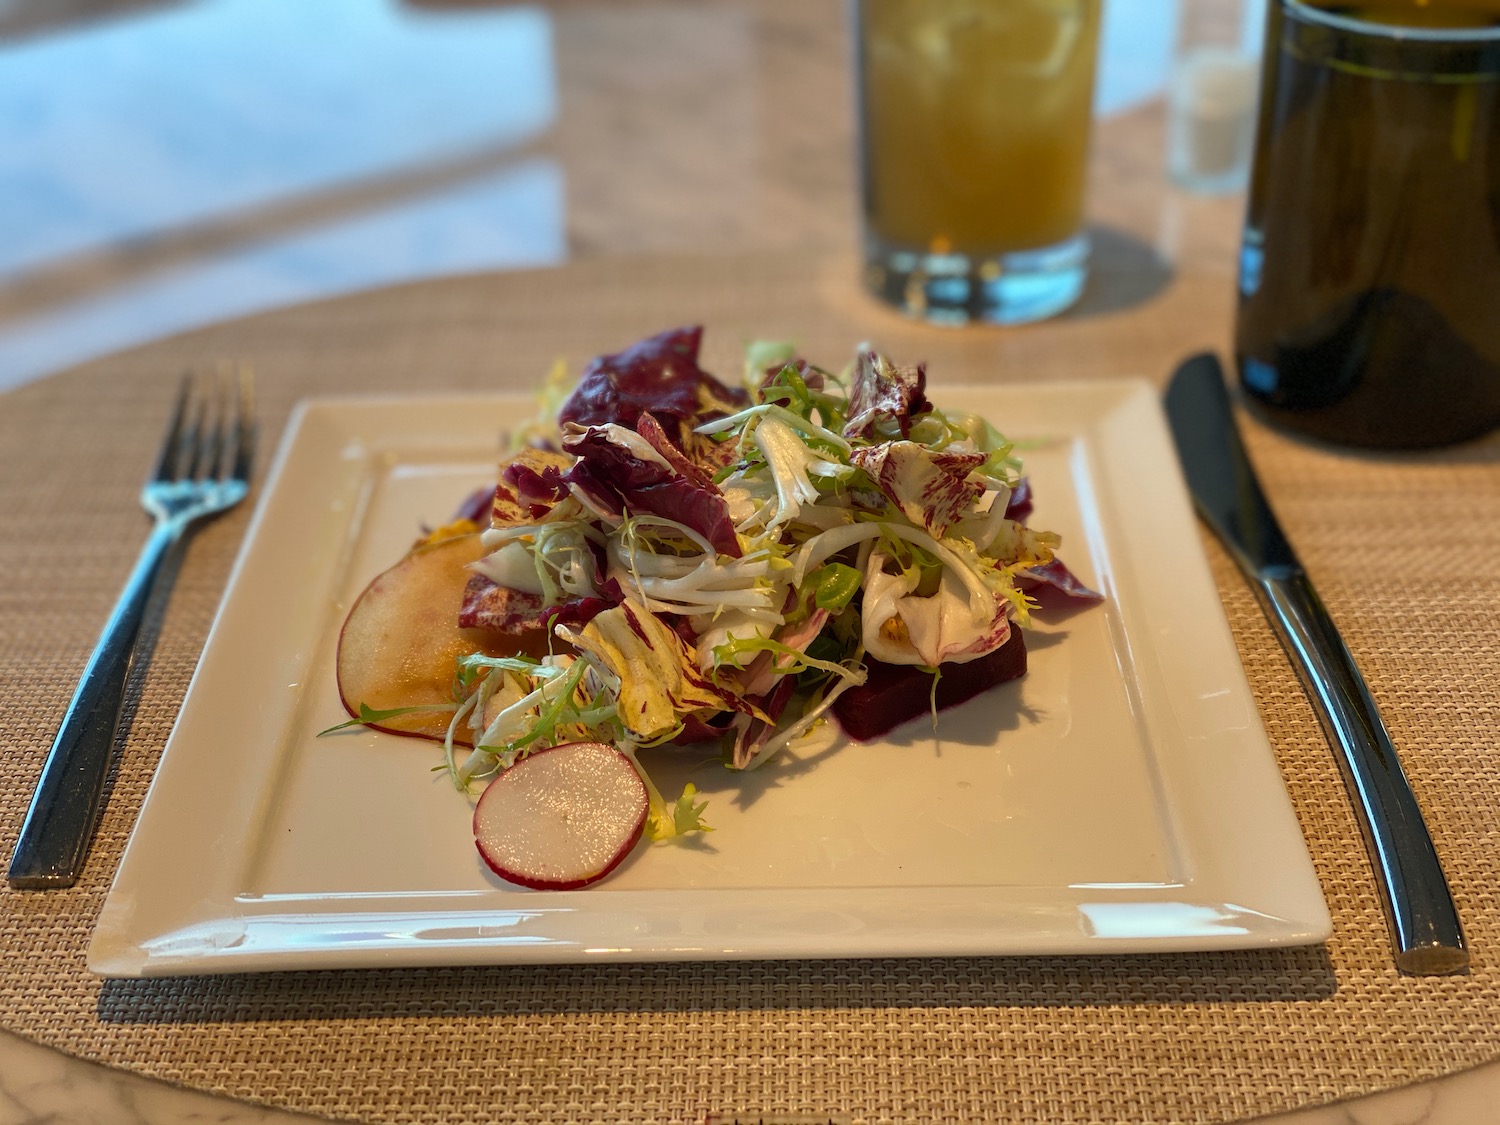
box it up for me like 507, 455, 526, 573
1235, 0, 1500, 448
856, 0, 1103, 325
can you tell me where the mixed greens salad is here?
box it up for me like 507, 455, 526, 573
331, 327, 1097, 883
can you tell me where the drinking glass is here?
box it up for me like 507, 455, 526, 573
855, 0, 1103, 326
1235, 0, 1500, 448
1167, 0, 1263, 194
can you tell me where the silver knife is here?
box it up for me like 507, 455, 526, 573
1164, 353, 1467, 976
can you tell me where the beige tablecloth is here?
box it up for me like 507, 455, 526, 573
3, 251, 1499, 1125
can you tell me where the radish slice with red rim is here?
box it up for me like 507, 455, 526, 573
473, 741, 648, 890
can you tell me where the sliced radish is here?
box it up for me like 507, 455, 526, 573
473, 741, 649, 890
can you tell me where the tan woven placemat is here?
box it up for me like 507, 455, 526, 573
3, 250, 1500, 1125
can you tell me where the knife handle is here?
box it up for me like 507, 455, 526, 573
1258, 570, 1467, 975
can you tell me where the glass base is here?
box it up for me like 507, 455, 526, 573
862, 233, 1089, 326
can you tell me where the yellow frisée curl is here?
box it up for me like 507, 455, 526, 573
559, 599, 760, 743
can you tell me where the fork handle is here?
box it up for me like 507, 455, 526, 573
8, 519, 184, 889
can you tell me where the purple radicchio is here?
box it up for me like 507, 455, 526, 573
994, 477, 1101, 602
487, 447, 574, 528
1003, 476, 1034, 522
842, 349, 930, 441
557, 325, 748, 435
459, 523, 621, 633
562, 416, 742, 557
849, 440, 986, 538
1020, 557, 1104, 603
458, 574, 620, 634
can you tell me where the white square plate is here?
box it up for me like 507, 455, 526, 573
88, 380, 1331, 976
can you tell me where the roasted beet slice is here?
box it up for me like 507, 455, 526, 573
832, 627, 1027, 742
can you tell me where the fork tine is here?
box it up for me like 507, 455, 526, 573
150, 375, 193, 483
155, 367, 255, 484
184, 378, 213, 481
208, 366, 234, 482
229, 364, 256, 484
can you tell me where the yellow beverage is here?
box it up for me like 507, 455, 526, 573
859, 0, 1102, 256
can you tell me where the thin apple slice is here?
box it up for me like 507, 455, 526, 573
473, 741, 648, 889
336, 533, 546, 742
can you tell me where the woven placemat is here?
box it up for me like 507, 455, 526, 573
3, 250, 1500, 1125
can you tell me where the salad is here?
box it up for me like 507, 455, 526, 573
329, 326, 1098, 889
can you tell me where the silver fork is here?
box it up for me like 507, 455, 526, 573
8, 367, 255, 889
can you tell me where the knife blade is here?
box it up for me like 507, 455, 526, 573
1164, 353, 1467, 976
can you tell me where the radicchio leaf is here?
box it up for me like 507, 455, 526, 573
458, 573, 620, 634
991, 478, 1099, 603
849, 440, 986, 537
450, 484, 496, 526
1020, 557, 1104, 602
489, 447, 574, 527
502, 458, 569, 515
729, 674, 799, 769
843, 349, 930, 441
459, 575, 546, 633
634, 412, 717, 489
557, 326, 748, 433
563, 421, 742, 557
1004, 476, 1034, 522
678, 428, 745, 478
